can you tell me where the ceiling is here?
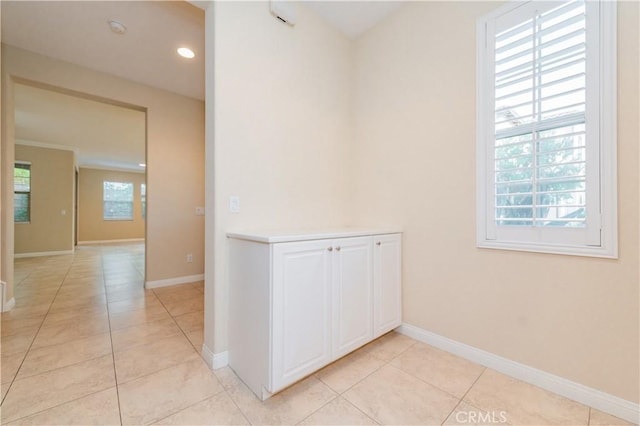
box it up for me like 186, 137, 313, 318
1, 1, 401, 101
304, 1, 403, 39
15, 83, 146, 172
1, 1, 205, 100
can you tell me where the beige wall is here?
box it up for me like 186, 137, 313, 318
14, 144, 73, 254
208, 2, 352, 352
78, 168, 145, 243
1, 44, 205, 296
351, 1, 639, 403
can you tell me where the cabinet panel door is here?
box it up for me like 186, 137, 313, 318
373, 234, 402, 338
272, 240, 332, 391
332, 236, 373, 358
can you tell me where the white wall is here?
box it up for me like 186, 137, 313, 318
208, 1, 352, 353
351, 1, 639, 404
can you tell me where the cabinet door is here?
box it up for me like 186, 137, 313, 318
272, 239, 332, 392
373, 234, 402, 338
332, 236, 373, 358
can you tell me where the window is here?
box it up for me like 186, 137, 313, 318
141, 183, 146, 219
103, 181, 134, 220
14, 163, 31, 223
476, 0, 617, 257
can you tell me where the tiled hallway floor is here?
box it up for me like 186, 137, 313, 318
1, 244, 634, 425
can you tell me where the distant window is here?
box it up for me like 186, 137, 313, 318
103, 181, 134, 220
141, 183, 146, 219
14, 163, 31, 223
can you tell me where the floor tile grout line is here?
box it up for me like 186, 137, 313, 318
144, 387, 229, 425
12, 258, 38, 288
20, 312, 111, 353
3, 386, 119, 424
112, 346, 205, 387
441, 399, 465, 426
111, 336, 202, 385
109, 318, 183, 350
0, 257, 74, 407
9, 348, 113, 383
387, 359, 480, 403
379, 339, 492, 411
294, 393, 340, 426
339, 395, 382, 426
100, 245, 125, 426
331, 338, 417, 398
317, 337, 476, 426
150, 287, 205, 358
224, 387, 254, 426
439, 367, 488, 426
305, 338, 415, 426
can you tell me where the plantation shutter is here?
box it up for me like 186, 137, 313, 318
485, 0, 601, 246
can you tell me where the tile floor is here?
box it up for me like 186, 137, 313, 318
1, 243, 635, 425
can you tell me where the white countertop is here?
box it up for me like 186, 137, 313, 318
226, 228, 402, 243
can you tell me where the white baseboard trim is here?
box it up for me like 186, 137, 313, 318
77, 238, 144, 245
145, 274, 204, 289
213, 351, 229, 369
2, 297, 16, 312
1, 281, 15, 312
202, 343, 214, 369
202, 343, 229, 370
14, 250, 74, 258
397, 323, 640, 424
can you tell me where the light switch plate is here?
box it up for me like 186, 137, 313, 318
229, 196, 240, 213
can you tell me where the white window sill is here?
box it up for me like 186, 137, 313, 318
477, 240, 618, 259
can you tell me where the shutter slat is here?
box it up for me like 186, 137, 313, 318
496, 43, 585, 82
495, 12, 584, 56
496, 55, 584, 90
538, 0, 584, 25
495, 71, 584, 103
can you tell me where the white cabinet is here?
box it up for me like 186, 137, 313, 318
228, 229, 401, 400
331, 236, 373, 359
373, 233, 402, 338
272, 239, 332, 391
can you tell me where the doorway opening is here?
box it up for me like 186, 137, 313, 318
12, 80, 147, 286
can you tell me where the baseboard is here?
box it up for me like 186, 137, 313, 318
202, 343, 228, 370
213, 351, 229, 369
397, 323, 640, 424
77, 238, 144, 245
2, 297, 16, 312
14, 249, 74, 258
145, 274, 204, 289
1, 281, 15, 312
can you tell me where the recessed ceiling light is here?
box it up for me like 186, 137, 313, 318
138, 163, 146, 167
177, 47, 195, 59
108, 20, 127, 35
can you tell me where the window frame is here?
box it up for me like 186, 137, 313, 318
103, 181, 135, 221
476, 0, 617, 258
14, 161, 32, 224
